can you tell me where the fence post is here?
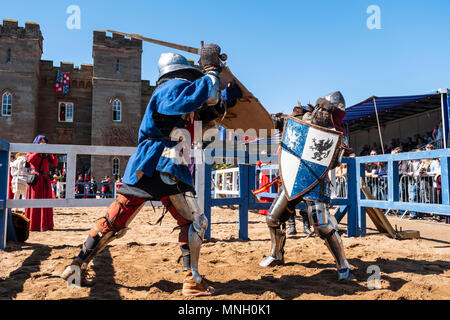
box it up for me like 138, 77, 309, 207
247, 161, 256, 215
441, 156, 450, 205
238, 151, 249, 240
388, 157, 399, 202
347, 157, 365, 237
0, 139, 10, 250
66, 152, 76, 200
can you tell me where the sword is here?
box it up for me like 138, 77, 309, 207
107, 29, 228, 61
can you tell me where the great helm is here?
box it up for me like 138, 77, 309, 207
157, 52, 203, 80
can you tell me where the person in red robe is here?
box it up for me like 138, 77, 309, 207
25, 135, 58, 231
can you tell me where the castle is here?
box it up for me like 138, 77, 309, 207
0, 19, 155, 179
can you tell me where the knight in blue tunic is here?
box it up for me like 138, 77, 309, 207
62, 44, 238, 296
260, 91, 355, 281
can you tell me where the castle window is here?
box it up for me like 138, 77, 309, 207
116, 59, 120, 73
7, 49, 11, 63
112, 158, 120, 177
112, 99, 122, 122
58, 102, 74, 122
1, 92, 12, 116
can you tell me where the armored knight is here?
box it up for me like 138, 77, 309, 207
61, 44, 240, 296
260, 91, 354, 281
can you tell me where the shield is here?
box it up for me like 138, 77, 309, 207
217, 66, 275, 137
279, 116, 342, 201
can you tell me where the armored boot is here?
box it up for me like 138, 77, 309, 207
182, 270, 215, 296
259, 225, 287, 267
286, 211, 297, 235
299, 210, 314, 236
308, 201, 354, 281
61, 195, 146, 285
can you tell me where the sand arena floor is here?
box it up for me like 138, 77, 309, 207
0, 206, 449, 300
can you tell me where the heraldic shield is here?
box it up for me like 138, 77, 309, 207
279, 116, 342, 201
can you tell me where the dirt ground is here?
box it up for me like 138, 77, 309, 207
0, 205, 449, 300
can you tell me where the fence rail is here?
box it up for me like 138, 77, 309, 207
0, 142, 161, 249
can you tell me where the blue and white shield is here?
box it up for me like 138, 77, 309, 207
279, 116, 342, 201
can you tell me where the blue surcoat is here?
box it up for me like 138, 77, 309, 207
122, 76, 213, 187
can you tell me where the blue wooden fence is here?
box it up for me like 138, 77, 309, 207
198, 148, 450, 241
1, 141, 449, 249
197, 149, 359, 240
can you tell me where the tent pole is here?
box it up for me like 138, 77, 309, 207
373, 97, 385, 154
439, 89, 449, 149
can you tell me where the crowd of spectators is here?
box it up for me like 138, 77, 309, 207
362, 144, 448, 223
74, 173, 122, 199
359, 122, 444, 156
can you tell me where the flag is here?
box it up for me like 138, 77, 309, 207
54, 70, 70, 94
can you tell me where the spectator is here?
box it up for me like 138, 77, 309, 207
10, 152, 29, 213
426, 157, 445, 222
25, 135, 58, 231
425, 131, 434, 144
391, 147, 407, 216
116, 176, 123, 194
88, 177, 98, 199
372, 162, 388, 200
75, 175, 85, 199
416, 136, 426, 149
335, 163, 347, 198
406, 150, 424, 219
372, 142, 380, 154
404, 137, 415, 152
359, 144, 370, 156
428, 156, 441, 203
435, 122, 443, 148
419, 150, 434, 204
432, 125, 438, 141
101, 176, 112, 198
365, 150, 378, 196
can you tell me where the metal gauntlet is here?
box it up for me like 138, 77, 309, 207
205, 70, 220, 106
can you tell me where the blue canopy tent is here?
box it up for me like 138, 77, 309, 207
343, 92, 449, 149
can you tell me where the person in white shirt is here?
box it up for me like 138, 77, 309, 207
10, 152, 29, 212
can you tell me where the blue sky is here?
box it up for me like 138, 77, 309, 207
2, 0, 449, 114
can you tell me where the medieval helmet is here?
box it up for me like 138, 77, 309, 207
157, 52, 203, 80
322, 91, 346, 111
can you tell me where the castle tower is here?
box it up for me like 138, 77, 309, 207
0, 20, 43, 143
91, 31, 143, 179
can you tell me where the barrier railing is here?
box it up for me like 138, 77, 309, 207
355, 150, 450, 232
2, 140, 449, 249
0, 141, 160, 249
201, 150, 357, 240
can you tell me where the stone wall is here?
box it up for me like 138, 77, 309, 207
0, 20, 42, 143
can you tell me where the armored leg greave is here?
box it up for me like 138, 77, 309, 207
286, 210, 297, 235
168, 191, 208, 284
260, 189, 289, 267
62, 195, 146, 280
299, 209, 313, 235
306, 201, 353, 280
